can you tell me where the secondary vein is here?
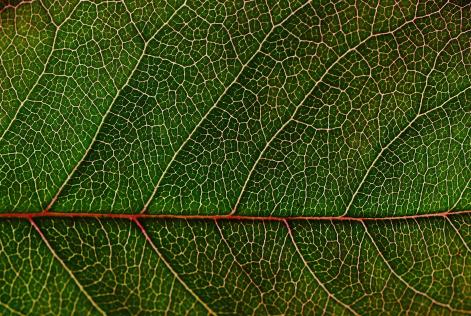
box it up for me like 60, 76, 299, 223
29, 218, 107, 316
139, 0, 313, 214
133, 218, 217, 316
44, 1, 188, 212
284, 219, 361, 316
362, 221, 470, 314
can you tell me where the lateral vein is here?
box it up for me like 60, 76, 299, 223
29, 218, 107, 316
284, 220, 360, 316
133, 218, 217, 316
140, 0, 313, 214
44, 1, 188, 211
362, 221, 470, 314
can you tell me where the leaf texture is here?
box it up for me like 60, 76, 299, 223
0, 0, 470, 314
0, 216, 469, 315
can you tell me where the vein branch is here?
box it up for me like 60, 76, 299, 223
133, 218, 217, 316
284, 219, 360, 316
140, 0, 313, 214
230, 8, 455, 215
0, 301, 26, 316
0, 0, 81, 141
446, 216, 471, 253
361, 221, 470, 314
44, 1, 188, 212
344, 30, 471, 216
214, 220, 269, 314
29, 218, 107, 316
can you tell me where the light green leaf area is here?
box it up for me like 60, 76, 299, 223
0, 0, 470, 314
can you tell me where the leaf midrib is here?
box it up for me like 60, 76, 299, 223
1, 210, 470, 221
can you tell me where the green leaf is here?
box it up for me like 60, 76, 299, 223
0, 0, 469, 314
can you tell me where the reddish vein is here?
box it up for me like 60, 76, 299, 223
133, 218, 217, 315
0, 210, 469, 221
29, 218, 106, 315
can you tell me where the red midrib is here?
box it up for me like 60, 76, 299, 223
0, 210, 469, 221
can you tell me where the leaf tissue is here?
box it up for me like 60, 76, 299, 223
0, 0, 470, 314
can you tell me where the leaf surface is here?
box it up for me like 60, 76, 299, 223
0, 0, 470, 314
